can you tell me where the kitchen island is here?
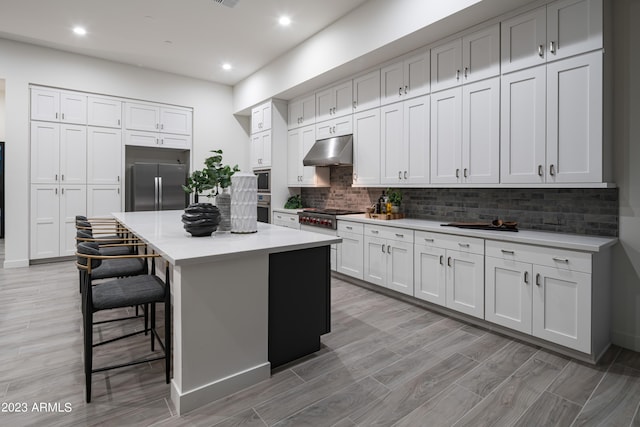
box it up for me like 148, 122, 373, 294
112, 210, 341, 415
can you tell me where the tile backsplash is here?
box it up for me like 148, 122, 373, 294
300, 166, 619, 237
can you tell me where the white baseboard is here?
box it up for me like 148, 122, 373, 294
3, 259, 29, 269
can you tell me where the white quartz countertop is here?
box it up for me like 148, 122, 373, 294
112, 210, 341, 266
338, 215, 617, 252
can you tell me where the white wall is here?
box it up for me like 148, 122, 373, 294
612, 0, 640, 351
0, 38, 249, 267
0, 81, 5, 140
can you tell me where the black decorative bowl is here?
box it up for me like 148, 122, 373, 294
181, 203, 221, 237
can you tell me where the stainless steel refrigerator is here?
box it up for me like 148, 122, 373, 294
130, 163, 188, 211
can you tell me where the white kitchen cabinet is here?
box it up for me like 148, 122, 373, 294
380, 49, 430, 106
501, 52, 603, 184
272, 212, 300, 230
353, 69, 380, 112
352, 109, 380, 186
446, 249, 485, 319
337, 221, 365, 280
315, 115, 353, 140
363, 225, 414, 296
31, 122, 87, 185
430, 38, 463, 92
287, 125, 329, 187
59, 185, 87, 256
125, 102, 192, 135
31, 88, 87, 124
288, 94, 316, 129
87, 96, 122, 128
485, 256, 533, 334
501, 0, 602, 74
430, 87, 462, 184
251, 130, 272, 169
315, 80, 353, 122
381, 95, 430, 185
87, 127, 122, 185
252, 101, 272, 134
414, 242, 447, 306
125, 130, 191, 150
87, 185, 122, 218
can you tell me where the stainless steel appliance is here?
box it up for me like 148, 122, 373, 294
303, 134, 353, 166
254, 169, 270, 193
257, 193, 271, 223
130, 163, 188, 211
298, 208, 363, 230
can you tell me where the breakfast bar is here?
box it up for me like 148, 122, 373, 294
112, 210, 341, 415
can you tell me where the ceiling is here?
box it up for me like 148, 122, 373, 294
0, 0, 370, 86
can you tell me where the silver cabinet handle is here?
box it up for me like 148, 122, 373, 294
524, 271, 529, 284
398, 171, 402, 179
538, 165, 544, 176
447, 256, 452, 267
550, 164, 556, 176
156, 123, 159, 129
61, 174, 64, 181
55, 174, 58, 181
117, 187, 120, 194
61, 187, 64, 195
501, 249, 515, 255
161, 123, 164, 130
55, 188, 58, 195
387, 245, 392, 254
381, 244, 385, 253
552, 257, 569, 263
464, 67, 468, 78
404, 85, 408, 95
117, 175, 120, 182
424, 238, 434, 242
55, 112, 59, 119
346, 226, 353, 230
536, 273, 541, 286
395, 233, 404, 238
456, 69, 460, 81
440, 255, 444, 265
353, 101, 357, 109
538, 44, 544, 57
399, 87, 403, 96
456, 169, 460, 178
463, 168, 468, 178
61, 113, 65, 120
549, 41, 556, 54
371, 230, 379, 234
404, 171, 407, 179
458, 243, 470, 248
118, 119, 121, 126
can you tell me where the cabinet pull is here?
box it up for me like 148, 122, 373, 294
346, 226, 353, 230
463, 168, 468, 178
456, 69, 460, 81
536, 273, 541, 286
398, 171, 402, 179
399, 87, 403, 96
55, 112, 59, 119
524, 271, 529, 284
353, 101, 357, 109
156, 123, 159, 129
333, 107, 337, 114
501, 249, 515, 255
381, 244, 385, 253
458, 243, 470, 248
117, 175, 120, 182
61, 113, 65, 120
161, 123, 164, 130
464, 67, 468, 78
61, 188, 64, 195
456, 168, 460, 178
387, 245, 392, 254
118, 119, 121, 126
538, 44, 544, 57
55, 188, 58, 195
439, 255, 444, 265
552, 257, 569, 263
403, 171, 407, 179
117, 188, 120, 194
549, 164, 556, 176
447, 256, 452, 267
55, 174, 58, 181
538, 165, 544, 176
549, 41, 556, 54
61, 174, 64, 181
424, 238, 434, 242
404, 85, 408, 95
395, 233, 404, 238
371, 230, 379, 234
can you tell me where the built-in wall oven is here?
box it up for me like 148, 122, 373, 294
257, 193, 271, 224
254, 169, 270, 194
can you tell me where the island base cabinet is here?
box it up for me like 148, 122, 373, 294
446, 250, 485, 319
533, 266, 591, 354
485, 257, 533, 334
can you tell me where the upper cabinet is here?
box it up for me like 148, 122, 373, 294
88, 96, 122, 128
353, 70, 380, 112
288, 94, 315, 129
316, 80, 353, 122
31, 88, 87, 125
124, 102, 193, 150
501, 0, 603, 74
430, 24, 500, 92
252, 101, 272, 134
380, 49, 430, 105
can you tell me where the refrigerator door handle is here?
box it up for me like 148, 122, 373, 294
154, 176, 159, 210
158, 177, 163, 210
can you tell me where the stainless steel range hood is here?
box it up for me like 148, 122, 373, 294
303, 134, 353, 166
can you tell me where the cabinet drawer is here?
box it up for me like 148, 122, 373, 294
364, 224, 414, 243
486, 240, 591, 273
273, 213, 300, 229
338, 221, 364, 235
415, 231, 484, 255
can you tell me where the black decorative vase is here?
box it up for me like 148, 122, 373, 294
181, 203, 221, 237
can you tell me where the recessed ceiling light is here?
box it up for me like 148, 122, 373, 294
278, 16, 291, 26
222, 63, 232, 71
73, 26, 87, 36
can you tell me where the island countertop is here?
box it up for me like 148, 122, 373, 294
112, 210, 341, 266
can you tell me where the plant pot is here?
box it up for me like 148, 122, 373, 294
216, 188, 232, 232
391, 205, 400, 214
181, 203, 221, 237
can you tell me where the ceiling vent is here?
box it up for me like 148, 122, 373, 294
213, 0, 239, 7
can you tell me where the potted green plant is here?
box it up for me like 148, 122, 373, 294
387, 188, 402, 213
183, 169, 214, 203
204, 149, 240, 196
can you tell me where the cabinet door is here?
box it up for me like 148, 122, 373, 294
533, 265, 591, 353
404, 50, 430, 98
30, 122, 60, 184
337, 231, 364, 280
334, 80, 354, 118
31, 88, 60, 122
446, 250, 484, 319
59, 185, 87, 256
485, 257, 533, 334
462, 77, 500, 184
405, 95, 430, 184
353, 70, 380, 112
414, 244, 447, 306
87, 185, 122, 217
160, 107, 192, 135
251, 130, 271, 168
430, 38, 462, 92
88, 96, 122, 128
125, 102, 160, 132
364, 235, 386, 286
380, 61, 405, 106
30, 184, 60, 259
353, 109, 380, 186
387, 240, 414, 296
87, 127, 122, 184
59, 124, 87, 184
546, 52, 602, 183
463, 24, 500, 83
500, 6, 547, 74
315, 87, 335, 123
125, 130, 159, 148
287, 128, 302, 185
300, 125, 320, 185
60, 92, 87, 124
500, 66, 546, 184
288, 99, 303, 129
380, 102, 404, 185
288, 95, 315, 129
160, 134, 192, 150
430, 87, 462, 184
547, 0, 602, 61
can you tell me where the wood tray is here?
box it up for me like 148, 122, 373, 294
366, 213, 405, 220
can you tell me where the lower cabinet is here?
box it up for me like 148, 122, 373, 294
272, 212, 300, 230
363, 224, 414, 296
87, 185, 122, 217
337, 221, 364, 280
414, 231, 485, 319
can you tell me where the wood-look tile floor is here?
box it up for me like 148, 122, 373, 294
2, 245, 640, 426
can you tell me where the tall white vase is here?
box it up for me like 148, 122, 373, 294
230, 173, 257, 233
